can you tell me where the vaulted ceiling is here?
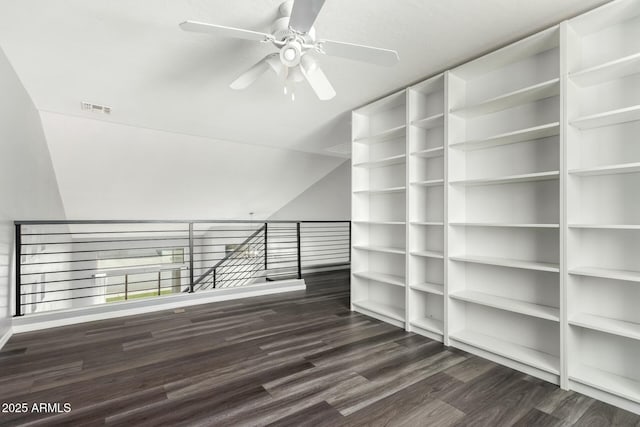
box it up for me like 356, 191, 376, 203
0, 0, 608, 157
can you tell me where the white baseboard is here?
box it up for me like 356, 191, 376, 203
0, 327, 12, 351
13, 279, 305, 333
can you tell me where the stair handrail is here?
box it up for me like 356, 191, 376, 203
192, 224, 266, 287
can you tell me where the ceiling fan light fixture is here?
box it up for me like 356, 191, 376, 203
284, 48, 296, 61
280, 40, 302, 67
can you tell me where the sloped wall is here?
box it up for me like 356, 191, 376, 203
269, 160, 351, 221
40, 112, 346, 221
0, 47, 66, 344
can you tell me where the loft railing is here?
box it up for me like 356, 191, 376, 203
14, 220, 350, 316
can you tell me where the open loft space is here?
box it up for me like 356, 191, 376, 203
2, 0, 640, 425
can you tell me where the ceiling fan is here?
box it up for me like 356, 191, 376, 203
179, 0, 399, 101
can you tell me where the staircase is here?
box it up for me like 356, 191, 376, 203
193, 225, 268, 291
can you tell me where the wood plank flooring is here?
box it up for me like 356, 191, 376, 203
0, 270, 639, 426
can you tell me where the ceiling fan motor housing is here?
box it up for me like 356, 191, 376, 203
271, 16, 316, 42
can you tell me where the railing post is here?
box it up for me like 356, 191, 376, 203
15, 224, 22, 317
348, 221, 352, 264
264, 222, 268, 271
189, 222, 194, 293
296, 222, 302, 279
158, 271, 161, 296
213, 268, 216, 289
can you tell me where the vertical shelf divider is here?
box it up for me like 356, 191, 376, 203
443, 72, 451, 347
405, 88, 411, 332
559, 21, 570, 392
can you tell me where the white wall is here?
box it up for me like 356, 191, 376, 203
41, 112, 345, 221
269, 160, 351, 220
0, 47, 66, 343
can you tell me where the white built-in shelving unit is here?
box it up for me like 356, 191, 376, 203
351, 0, 640, 415
564, 0, 640, 414
407, 74, 447, 342
446, 25, 562, 385
351, 90, 408, 329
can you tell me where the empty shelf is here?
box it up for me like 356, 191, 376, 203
411, 250, 444, 259
569, 266, 640, 283
569, 224, 640, 230
411, 113, 445, 130
353, 271, 405, 288
569, 162, 640, 176
451, 79, 560, 118
449, 222, 559, 228
450, 254, 559, 272
570, 313, 640, 341
570, 52, 640, 87
449, 171, 559, 186
411, 179, 444, 187
353, 245, 406, 255
353, 186, 406, 194
450, 123, 560, 151
410, 282, 444, 295
411, 221, 445, 226
570, 365, 640, 405
572, 105, 640, 129
354, 125, 406, 144
451, 329, 559, 375
411, 146, 445, 158
450, 289, 559, 322
352, 300, 405, 323
353, 154, 406, 168
450, 26, 559, 80
410, 317, 444, 334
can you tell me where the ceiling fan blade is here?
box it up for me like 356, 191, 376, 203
265, 55, 285, 77
319, 40, 399, 66
230, 55, 276, 90
289, 0, 326, 33
180, 21, 272, 42
301, 56, 335, 100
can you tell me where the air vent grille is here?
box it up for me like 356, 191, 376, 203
81, 102, 112, 114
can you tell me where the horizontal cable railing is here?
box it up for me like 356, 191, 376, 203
193, 225, 266, 291
14, 220, 350, 316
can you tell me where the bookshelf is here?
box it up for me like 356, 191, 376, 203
351, 90, 408, 328
565, 0, 640, 413
446, 25, 562, 385
407, 74, 447, 342
349, 0, 640, 414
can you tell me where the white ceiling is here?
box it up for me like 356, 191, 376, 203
0, 0, 609, 157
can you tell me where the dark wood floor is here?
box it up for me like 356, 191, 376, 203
1, 271, 639, 426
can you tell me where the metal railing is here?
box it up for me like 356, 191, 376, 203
14, 220, 350, 316
193, 225, 266, 291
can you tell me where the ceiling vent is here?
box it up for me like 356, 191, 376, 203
81, 102, 111, 114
